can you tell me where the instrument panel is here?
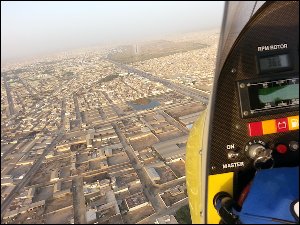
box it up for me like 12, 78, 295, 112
208, 1, 299, 175
237, 76, 298, 118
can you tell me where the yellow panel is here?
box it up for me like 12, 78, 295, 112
288, 115, 299, 130
207, 172, 234, 224
186, 110, 207, 224
262, 119, 276, 134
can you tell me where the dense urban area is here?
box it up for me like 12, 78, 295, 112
1, 29, 219, 224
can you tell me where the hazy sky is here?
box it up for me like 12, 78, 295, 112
1, 1, 224, 61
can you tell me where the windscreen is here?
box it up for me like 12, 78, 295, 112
215, 1, 266, 74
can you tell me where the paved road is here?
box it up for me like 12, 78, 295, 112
113, 123, 140, 166
1, 131, 64, 220
14, 91, 26, 112
157, 109, 189, 134
3, 74, 48, 121
107, 59, 209, 104
61, 98, 66, 128
2, 74, 15, 116
73, 94, 82, 127
15, 75, 37, 97
101, 91, 123, 116
113, 123, 166, 211
72, 176, 87, 224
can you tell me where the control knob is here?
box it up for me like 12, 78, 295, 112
245, 141, 274, 169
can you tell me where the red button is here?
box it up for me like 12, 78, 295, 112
248, 122, 263, 136
276, 144, 287, 154
275, 118, 289, 132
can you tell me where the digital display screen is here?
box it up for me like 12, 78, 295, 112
259, 54, 290, 72
258, 84, 298, 103
248, 78, 299, 111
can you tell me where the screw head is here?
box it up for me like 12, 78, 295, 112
289, 141, 299, 151
243, 111, 249, 116
239, 83, 245, 88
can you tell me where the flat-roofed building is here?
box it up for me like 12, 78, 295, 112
1, 178, 14, 186
53, 181, 61, 193
155, 215, 179, 224
86, 208, 97, 223
27, 187, 35, 198
86, 138, 93, 148
19, 200, 45, 213
103, 143, 122, 150
56, 145, 70, 152
3, 209, 19, 220
99, 160, 108, 169
50, 169, 60, 182
16, 160, 34, 166
124, 192, 149, 212
97, 202, 119, 220
104, 148, 113, 156
53, 189, 71, 198
178, 112, 201, 122
145, 167, 160, 182
96, 125, 114, 133
1, 185, 15, 198
178, 112, 201, 129
152, 135, 188, 161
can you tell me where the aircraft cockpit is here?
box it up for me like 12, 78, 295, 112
186, 1, 299, 224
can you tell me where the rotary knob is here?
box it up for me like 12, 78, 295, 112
247, 143, 267, 159
245, 141, 274, 169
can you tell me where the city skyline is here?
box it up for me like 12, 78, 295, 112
1, 1, 224, 61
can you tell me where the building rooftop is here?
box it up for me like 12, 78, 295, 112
145, 167, 161, 181
124, 192, 148, 211
155, 215, 178, 224
152, 135, 188, 160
